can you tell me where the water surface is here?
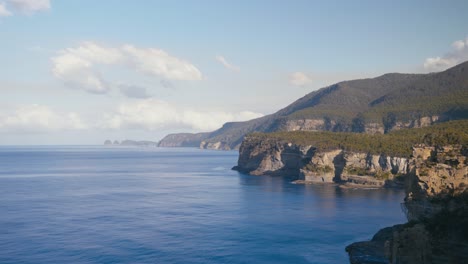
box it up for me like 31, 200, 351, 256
0, 146, 405, 263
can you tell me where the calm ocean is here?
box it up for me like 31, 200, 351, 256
0, 146, 405, 264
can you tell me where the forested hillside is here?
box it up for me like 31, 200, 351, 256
159, 61, 468, 150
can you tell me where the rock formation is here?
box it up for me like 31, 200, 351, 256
347, 145, 468, 264
199, 140, 231, 151
233, 135, 409, 187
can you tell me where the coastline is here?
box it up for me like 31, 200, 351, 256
232, 130, 468, 263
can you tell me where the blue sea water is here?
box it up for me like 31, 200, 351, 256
0, 146, 406, 264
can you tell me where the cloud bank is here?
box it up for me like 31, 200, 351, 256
0, 101, 263, 134
51, 42, 202, 94
423, 37, 468, 71
0, 105, 87, 133
102, 99, 263, 131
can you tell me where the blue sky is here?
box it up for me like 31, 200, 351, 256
0, 0, 468, 144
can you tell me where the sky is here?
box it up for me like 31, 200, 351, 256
1, 0, 468, 145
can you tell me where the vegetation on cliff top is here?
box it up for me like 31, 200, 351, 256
248, 120, 468, 158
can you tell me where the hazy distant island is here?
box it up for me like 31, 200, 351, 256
104, 139, 158, 147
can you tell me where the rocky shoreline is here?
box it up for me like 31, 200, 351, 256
232, 132, 468, 263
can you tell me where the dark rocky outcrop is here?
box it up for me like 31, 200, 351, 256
346, 225, 403, 264
232, 136, 316, 177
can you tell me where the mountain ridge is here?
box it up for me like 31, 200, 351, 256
158, 61, 468, 149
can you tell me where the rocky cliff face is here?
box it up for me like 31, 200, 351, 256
347, 145, 468, 264
392, 115, 445, 131
199, 141, 232, 151
278, 119, 326, 132
233, 135, 409, 187
405, 145, 468, 220
233, 136, 315, 176
277, 115, 444, 135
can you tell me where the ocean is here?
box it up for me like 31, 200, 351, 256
0, 146, 406, 264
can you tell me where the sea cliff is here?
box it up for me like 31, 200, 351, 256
346, 145, 468, 264
233, 134, 409, 187
232, 121, 468, 263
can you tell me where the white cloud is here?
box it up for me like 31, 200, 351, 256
289, 72, 312, 86
51, 42, 202, 94
102, 99, 263, 131
51, 42, 122, 93
0, 3, 12, 16
424, 37, 468, 71
122, 45, 203, 80
7, 0, 50, 13
452, 39, 466, 51
423, 57, 458, 72
215, 55, 240, 71
0, 101, 263, 135
0, 104, 87, 133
